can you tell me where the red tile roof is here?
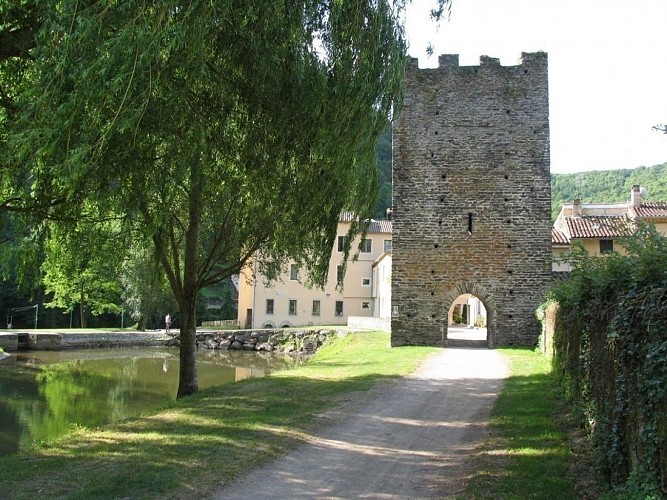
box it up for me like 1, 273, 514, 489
338, 212, 392, 233
566, 216, 632, 239
551, 227, 570, 246
367, 219, 392, 233
633, 202, 667, 218
339, 212, 357, 222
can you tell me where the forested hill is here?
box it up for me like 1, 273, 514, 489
374, 130, 666, 221
551, 162, 667, 219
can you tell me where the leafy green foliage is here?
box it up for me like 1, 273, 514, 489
198, 278, 237, 323
549, 224, 667, 497
41, 219, 124, 328
120, 245, 175, 331
374, 129, 392, 219
551, 162, 667, 219
14, 0, 408, 396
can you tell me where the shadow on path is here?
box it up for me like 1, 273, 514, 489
212, 348, 508, 500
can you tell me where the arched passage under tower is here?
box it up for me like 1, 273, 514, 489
441, 283, 495, 348
445, 295, 493, 350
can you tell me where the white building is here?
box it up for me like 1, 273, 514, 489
237, 214, 392, 329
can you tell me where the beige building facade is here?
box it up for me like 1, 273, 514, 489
372, 252, 392, 319
552, 185, 667, 270
237, 214, 392, 329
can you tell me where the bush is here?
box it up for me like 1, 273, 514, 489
475, 314, 486, 328
548, 224, 666, 497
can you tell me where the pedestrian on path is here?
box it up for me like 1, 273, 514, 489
165, 313, 172, 334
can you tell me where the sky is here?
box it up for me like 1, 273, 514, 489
404, 0, 667, 174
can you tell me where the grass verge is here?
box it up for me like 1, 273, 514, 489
462, 349, 579, 499
0, 331, 436, 499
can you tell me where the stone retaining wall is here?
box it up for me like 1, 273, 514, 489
28, 333, 62, 350
0, 333, 18, 352
0, 328, 345, 354
58, 332, 171, 349
176, 328, 346, 354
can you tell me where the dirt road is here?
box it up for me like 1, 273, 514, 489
212, 329, 508, 499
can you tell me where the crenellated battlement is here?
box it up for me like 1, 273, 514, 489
407, 51, 548, 71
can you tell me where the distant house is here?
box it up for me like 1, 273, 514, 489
237, 213, 392, 329
372, 251, 392, 319
552, 185, 667, 271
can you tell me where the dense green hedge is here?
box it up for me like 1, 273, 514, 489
549, 224, 666, 498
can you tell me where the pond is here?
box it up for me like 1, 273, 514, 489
0, 348, 300, 456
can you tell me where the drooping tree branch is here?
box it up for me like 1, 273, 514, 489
0, 1, 43, 62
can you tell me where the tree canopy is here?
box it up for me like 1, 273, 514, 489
12, 0, 409, 396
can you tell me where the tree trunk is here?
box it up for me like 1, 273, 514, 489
176, 160, 203, 398
176, 291, 199, 398
79, 283, 87, 328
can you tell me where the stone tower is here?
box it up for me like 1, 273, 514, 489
391, 53, 551, 348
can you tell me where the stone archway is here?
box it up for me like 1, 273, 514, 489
441, 282, 496, 348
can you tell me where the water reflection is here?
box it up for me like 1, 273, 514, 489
0, 348, 300, 456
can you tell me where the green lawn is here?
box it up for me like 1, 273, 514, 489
0, 336, 588, 499
462, 349, 579, 499
0, 331, 436, 499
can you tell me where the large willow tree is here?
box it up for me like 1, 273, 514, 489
17, 0, 408, 397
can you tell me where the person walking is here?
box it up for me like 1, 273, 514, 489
165, 313, 172, 334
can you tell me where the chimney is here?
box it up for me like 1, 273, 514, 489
572, 198, 582, 217
630, 185, 641, 208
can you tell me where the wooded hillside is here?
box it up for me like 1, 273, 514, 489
551, 162, 667, 219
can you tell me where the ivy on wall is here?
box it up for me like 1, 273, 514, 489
548, 224, 666, 498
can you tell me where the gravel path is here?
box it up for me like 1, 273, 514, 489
212, 330, 508, 499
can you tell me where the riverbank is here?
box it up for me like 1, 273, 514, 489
0, 331, 435, 498
0, 329, 171, 352
0, 327, 346, 354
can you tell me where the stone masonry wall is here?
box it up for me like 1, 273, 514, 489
187, 328, 344, 354
391, 53, 552, 348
